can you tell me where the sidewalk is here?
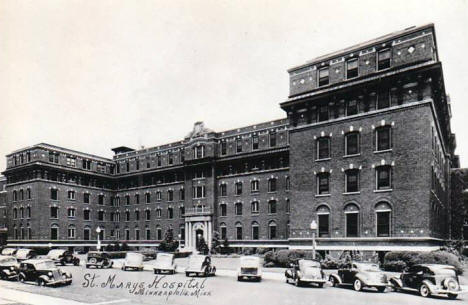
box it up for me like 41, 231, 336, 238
0, 298, 30, 305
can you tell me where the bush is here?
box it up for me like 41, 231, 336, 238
262, 250, 323, 267
264, 251, 276, 263
242, 248, 256, 255
384, 250, 464, 275
257, 248, 270, 255
383, 260, 407, 272
263, 261, 275, 268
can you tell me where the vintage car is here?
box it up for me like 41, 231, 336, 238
390, 264, 467, 299
329, 261, 389, 292
18, 259, 72, 286
285, 259, 326, 287
0, 255, 19, 280
121, 252, 144, 271
1, 248, 17, 256
185, 255, 216, 277
85, 251, 113, 269
15, 249, 37, 262
237, 256, 262, 281
154, 253, 177, 274
47, 249, 80, 266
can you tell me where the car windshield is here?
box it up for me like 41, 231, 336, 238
47, 250, 65, 259
16, 249, 31, 259
355, 263, 380, 271
35, 261, 57, 270
299, 260, 321, 269
88, 252, 101, 258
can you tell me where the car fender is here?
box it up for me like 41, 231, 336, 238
39, 275, 50, 282
2, 269, 11, 275
18, 272, 26, 279
355, 274, 369, 286
422, 279, 437, 294
329, 273, 342, 284
389, 277, 403, 288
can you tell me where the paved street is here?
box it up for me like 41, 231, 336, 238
0, 258, 466, 305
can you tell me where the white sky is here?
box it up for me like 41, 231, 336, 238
1, 0, 467, 172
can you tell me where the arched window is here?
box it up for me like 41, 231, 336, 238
285, 176, 290, 191
145, 228, 151, 240
125, 228, 130, 240
316, 205, 330, 237
156, 226, 162, 240
194, 145, 205, 159
268, 200, 277, 214
219, 203, 227, 216
156, 208, 162, 218
145, 209, 151, 221
125, 195, 130, 205
27, 188, 31, 199
235, 202, 243, 216
286, 199, 290, 213
252, 221, 259, 240
26, 207, 31, 218
13, 190, 17, 201
251, 180, 259, 192
344, 203, 360, 237
268, 178, 277, 192
168, 190, 174, 201
19, 189, 24, 201
268, 221, 277, 239
235, 222, 243, 240
98, 210, 105, 221
20, 207, 24, 219
179, 206, 185, 218
50, 224, 59, 240
125, 211, 130, 221
68, 225, 76, 239
135, 210, 140, 221
376, 202, 392, 237
219, 223, 227, 240
251, 201, 259, 214
168, 207, 174, 219
345, 131, 360, 156
145, 193, 151, 203
13, 208, 17, 219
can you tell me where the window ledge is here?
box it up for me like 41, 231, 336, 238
267, 191, 277, 194
343, 154, 361, 158
315, 194, 330, 197
343, 192, 361, 195
315, 158, 331, 162
374, 149, 393, 154
374, 189, 393, 193
250, 191, 259, 194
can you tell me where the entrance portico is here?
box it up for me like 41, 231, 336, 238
184, 207, 213, 251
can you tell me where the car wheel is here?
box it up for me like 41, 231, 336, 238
61, 261, 66, 266
73, 260, 79, 266
377, 286, 386, 293
154, 270, 159, 274
19, 275, 25, 283
237, 276, 242, 281
37, 279, 45, 287
122, 266, 126, 271
447, 293, 457, 300
295, 278, 302, 287
329, 276, 338, 287
89, 258, 97, 264
185, 272, 190, 277
419, 283, 430, 298
353, 279, 362, 291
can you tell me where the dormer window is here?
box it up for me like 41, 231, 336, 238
346, 58, 358, 79
194, 145, 205, 159
378, 49, 391, 70
318, 67, 329, 86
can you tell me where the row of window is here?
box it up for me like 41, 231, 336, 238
220, 131, 280, 155
12, 189, 32, 201
316, 166, 392, 195
316, 126, 392, 160
219, 199, 289, 216
12, 152, 32, 166
220, 177, 288, 196
219, 221, 280, 240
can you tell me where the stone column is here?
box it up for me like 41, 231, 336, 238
203, 221, 208, 242
185, 222, 189, 248
208, 221, 212, 249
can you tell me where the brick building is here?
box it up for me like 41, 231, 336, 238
1, 24, 460, 255
0, 176, 7, 245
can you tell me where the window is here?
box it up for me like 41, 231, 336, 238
192, 186, 206, 199
252, 222, 259, 240
268, 178, 277, 192
84, 210, 90, 220
125, 211, 130, 221
135, 229, 140, 240
317, 173, 330, 195
345, 204, 359, 237
251, 180, 259, 192
67, 208, 76, 218
27, 207, 31, 218
318, 212, 330, 237
50, 207, 58, 219
376, 166, 392, 190
236, 138, 243, 153
179, 189, 185, 201
115, 212, 120, 222
269, 132, 277, 147
125, 229, 130, 240
345, 169, 360, 193
235, 182, 242, 195
145, 210, 151, 221
269, 221, 277, 239
268, 200, 277, 214
135, 210, 140, 221
83, 160, 91, 170
376, 202, 392, 237
20, 207, 24, 218
168, 153, 173, 165
68, 226, 76, 239
194, 145, 205, 159
98, 211, 105, 221
376, 126, 392, 151
157, 155, 161, 166
146, 229, 151, 240
286, 199, 290, 213
156, 227, 162, 240
134, 194, 139, 204
19, 190, 24, 200
84, 193, 90, 203
168, 207, 174, 219
26, 152, 31, 162
317, 137, 330, 159
220, 224, 227, 240
221, 142, 227, 155
252, 135, 259, 150
156, 209, 162, 218
285, 176, 290, 191
27, 188, 31, 199
235, 202, 243, 215
13, 208, 17, 219
194, 170, 205, 179
168, 190, 174, 201
220, 184, 227, 196
156, 191, 162, 201
220, 203, 227, 216
346, 100, 358, 116
83, 228, 90, 240
145, 193, 151, 203
318, 105, 329, 122
66, 157, 76, 167
125, 195, 130, 205
179, 207, 185, 218
346, 58, 358, 79
251, 201, 259, 214
98, 194, 104, 205
377, 89, 390, 109
345, 132, 360, 155
68, 190, 75, 200
50, 189, 58, 200
126, 161, 130, 172
378, 49, 391, 70
236, 223, 243, 240
50, 226, 58, 240
318, 67, 329, 86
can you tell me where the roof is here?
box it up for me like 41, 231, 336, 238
111, 146, 135, 155
21, 259, 53, 264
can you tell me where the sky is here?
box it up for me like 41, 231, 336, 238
0, 0, 467, 172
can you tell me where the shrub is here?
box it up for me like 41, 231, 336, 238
383, 260, 407, 272
263, 261, 275, 268
384, 250, 464, 275
276, 249, 291, 267
257, 248, 270, 255
264, 251, 276, 263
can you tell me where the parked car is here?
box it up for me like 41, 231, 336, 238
1, 248, 17, 256
154, 253, 177, 274
329, 261, 389, 292
0, 255, 19, 280
121, 252, 144, 271
390, 264, 467, 299
185, 255, 216, 277
85, 251, 113, 269
18, 259, 72, 286
285, 259, 326, 287
237, 256, 262, 282
47, 249, 80, 266
15, 249, 37, 262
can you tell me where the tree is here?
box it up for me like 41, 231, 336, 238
211, 230, 221, 254
450, 170, 468, 241
197, 236, 209, 254
158, 229, 179, 252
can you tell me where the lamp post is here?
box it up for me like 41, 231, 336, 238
177, 234, 182, 250
310, 220, 318, 260
96, 227, 102, 251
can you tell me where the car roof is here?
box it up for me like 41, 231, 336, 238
21, 259, 53, 264
0, 255, 16, 260
415, 264, 455, 269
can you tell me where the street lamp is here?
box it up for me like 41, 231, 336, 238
310, 220, 318, 260
96, 227, 102, 251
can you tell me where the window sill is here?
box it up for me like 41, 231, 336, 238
374, 189, 393, 193
343, 192, 361, 195
315, 194, 330, 197
267, 191, 277, 194
250, 191, 259, 194
343, 154, 361, 158
251, 213, 259, 216
315, 158, 331, 162
374, 149, 393, 154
